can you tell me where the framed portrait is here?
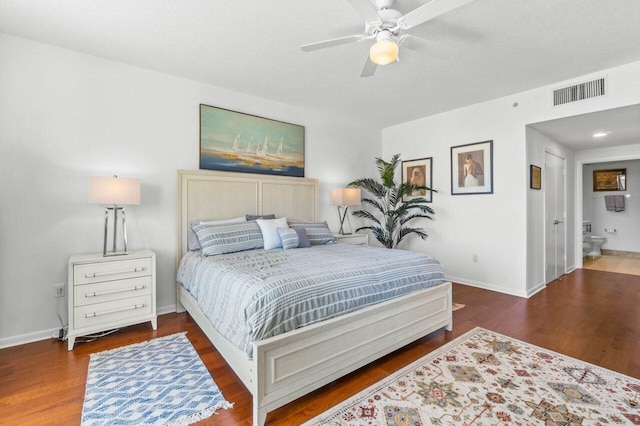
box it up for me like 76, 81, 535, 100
593, 169, 626, 191
450, 140, 493, 195
402, 157, 433, 203
530, 165, 542, 190
199, 104, 305, 177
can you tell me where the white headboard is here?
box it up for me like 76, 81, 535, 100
176, 169, 318, 259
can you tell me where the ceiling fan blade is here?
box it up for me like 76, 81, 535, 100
301, 35, 365, 52
399, 0, 475, 30
345, 0, 382, 24
360, 56, 377, 78
401, 35, 452, 60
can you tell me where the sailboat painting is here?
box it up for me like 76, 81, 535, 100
200, 104, 304, 177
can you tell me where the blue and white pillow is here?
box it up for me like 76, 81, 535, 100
287, 220, 335, 245
277, 228, 299, 250
188, 216, 246, 251
193, 221, 263, 256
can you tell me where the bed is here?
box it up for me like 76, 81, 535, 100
175, 169, 452, 426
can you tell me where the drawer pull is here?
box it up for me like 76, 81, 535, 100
85, 285, 146, 298
84, 304, 145, 318
84, 267, 145, 279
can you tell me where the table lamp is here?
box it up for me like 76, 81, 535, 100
89, 175, 140, 256
331, 188, 361, 235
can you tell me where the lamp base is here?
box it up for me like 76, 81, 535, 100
103, 206, 130, 257
337, 205, 354, 235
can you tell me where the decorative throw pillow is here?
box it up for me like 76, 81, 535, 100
188, 216, 247, 251
295, 228, 311, 248
288, 220, 336, 245
193, 221, 263, 256
277, 228, 299, 250
246, 213, 276, 221
256, 217, 289, 250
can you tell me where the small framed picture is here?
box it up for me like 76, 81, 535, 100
530, 165, 542, 190
402, 157, 433, 203
593, 168, 626, 191
451, 140, 493, 195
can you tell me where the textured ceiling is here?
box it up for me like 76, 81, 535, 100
2, 0, 640, 129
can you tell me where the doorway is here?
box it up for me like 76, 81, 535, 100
545, 151, 566, 283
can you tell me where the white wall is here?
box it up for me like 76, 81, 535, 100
583, 160, 640, 252
0, 34, 380, 347
382, 60, 640, 297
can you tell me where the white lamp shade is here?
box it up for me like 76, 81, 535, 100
89, 176, 141, 205
331, 188, 361, 206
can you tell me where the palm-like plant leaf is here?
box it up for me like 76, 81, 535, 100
349, 154, 435, 249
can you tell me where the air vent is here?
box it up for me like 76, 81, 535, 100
553, 77, 606, 106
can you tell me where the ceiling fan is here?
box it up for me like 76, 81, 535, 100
301, 0, 475, 77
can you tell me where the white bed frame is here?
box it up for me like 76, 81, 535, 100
176, 169, 452, 426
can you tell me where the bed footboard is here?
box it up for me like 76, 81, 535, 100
252, 281, 452, 425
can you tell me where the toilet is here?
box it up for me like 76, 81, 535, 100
588, 235, 606, 256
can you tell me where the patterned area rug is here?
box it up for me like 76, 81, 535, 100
304, 327, 640, 425
81, 333, 232, 425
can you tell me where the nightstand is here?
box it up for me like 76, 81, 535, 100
332, 233, 368, 246
67, 249, 157, 350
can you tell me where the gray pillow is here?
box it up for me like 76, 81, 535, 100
246, 214, 276, 221
295, 228, 311, 248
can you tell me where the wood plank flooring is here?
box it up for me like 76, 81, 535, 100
1, 269, 639, 425
583, 254, 640, 275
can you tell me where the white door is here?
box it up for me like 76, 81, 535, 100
545, 152, 566, 283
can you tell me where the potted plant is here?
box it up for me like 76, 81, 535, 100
349, 154, 435, 248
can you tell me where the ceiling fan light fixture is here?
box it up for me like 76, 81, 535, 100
369, 39, 398, 65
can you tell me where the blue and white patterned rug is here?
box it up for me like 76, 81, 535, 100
81, 332, 232, 426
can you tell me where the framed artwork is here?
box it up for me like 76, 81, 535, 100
199, 104, 305, 177
593, 169, 626, 191
451, 140, 493, 195
530, 165, 542, 190
402, 157, 433, 203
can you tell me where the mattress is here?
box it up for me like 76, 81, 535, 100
177, 243, 446, 357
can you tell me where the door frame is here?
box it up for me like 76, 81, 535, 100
574, 151, 640, 269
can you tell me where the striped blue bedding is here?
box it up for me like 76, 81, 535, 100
177, 243, 446, 357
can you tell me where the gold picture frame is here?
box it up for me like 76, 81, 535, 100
593, 168, 626, 191
401, 157, 433, 202
530, 165, 541, 190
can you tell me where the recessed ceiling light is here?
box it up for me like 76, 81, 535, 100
592, 132, 609, 138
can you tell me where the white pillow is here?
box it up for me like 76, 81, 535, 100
256, 217, 289, 250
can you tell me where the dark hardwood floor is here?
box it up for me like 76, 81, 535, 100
1, 269, 639, 425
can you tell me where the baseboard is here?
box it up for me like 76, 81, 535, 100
447, 275, 528, 298
0, 327, 62, 349
601, 249, 640, 258
526, 281, 546, 297
0, 304, 177, 350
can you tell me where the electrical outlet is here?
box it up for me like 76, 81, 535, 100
54, 284, 65, 298
472, 254, 478, 263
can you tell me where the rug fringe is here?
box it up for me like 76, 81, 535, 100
168, 401, 234, 426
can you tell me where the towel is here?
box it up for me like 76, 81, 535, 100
604, 195, 625, 212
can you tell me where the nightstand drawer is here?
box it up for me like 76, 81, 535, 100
74, 295, 153, 329
74, 276, 152, 307
75, 258, 152, 285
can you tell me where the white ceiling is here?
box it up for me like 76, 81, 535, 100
2, 0, 640, 132
529, 104, 640, 152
